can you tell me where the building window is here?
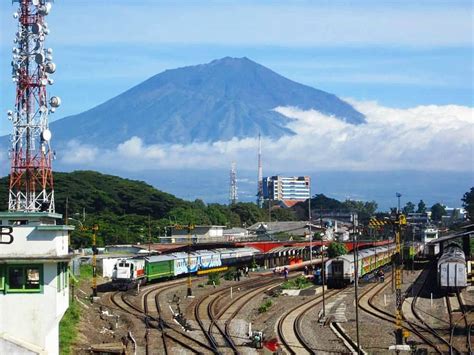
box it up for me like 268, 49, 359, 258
6, 265, 43, 293
57, 262, 69, 292
0, 265, 4, 291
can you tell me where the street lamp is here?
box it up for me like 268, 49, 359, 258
396, 193, 402, 213
352, 214, 361, 354
69, 217, 99, 299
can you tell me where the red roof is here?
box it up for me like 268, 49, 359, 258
280, 200, 302, 208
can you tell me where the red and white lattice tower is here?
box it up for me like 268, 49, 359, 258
7, 0, 59, 213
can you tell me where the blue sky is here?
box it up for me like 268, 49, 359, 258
0, 0, 472, 132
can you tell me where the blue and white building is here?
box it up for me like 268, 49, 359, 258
262, 176, 311, 202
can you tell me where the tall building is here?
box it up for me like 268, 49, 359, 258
263, 176, 311, 202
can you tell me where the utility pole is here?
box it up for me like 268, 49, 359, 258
308, 192, 312, 264
186, 223, 195, 297
91, 224, 99, 298
352, 213, 361, 354
148, 214, 151, 254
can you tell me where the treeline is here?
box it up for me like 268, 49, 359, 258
0, 171, 297, 247
2, 171, 467, 248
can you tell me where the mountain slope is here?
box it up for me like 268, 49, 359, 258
50, 57, 365, 147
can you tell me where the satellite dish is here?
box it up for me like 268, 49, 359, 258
32, 0, 40, 5
13, 12, 19, 19
45, 62, 56, 73
50, 96, 61, 108
31, 23, 42, 35
41, 78, 48, 86
41, 129, 52, 142
35, 53, 45, 64
47, 78, 54, 85
39, 5, 50, 15
46, 48, 53, 54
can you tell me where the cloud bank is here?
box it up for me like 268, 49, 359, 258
58, 100, 473, 173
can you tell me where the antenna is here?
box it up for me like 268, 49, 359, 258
229, 162, 237, 205
257, 133, 264, 208
8, 0, 58, 213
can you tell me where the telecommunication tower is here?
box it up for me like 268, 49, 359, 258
256, 133, 264, 208
229, 162, 237, 205
7, 0, 59, 213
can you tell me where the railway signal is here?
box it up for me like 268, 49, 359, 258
370, 213, 409, 348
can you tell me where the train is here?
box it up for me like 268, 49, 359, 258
326, 244, 396, 288
437, 244, 467, 290
112, 247, 261, 289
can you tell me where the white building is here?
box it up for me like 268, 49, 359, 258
263, 176, 310, 202
171, 225, 226, 243
0, 212, 73, 355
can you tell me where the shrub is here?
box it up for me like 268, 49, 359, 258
223, 267, 236, 280
207, 272, 221, 286
258, 299, 273, 313
281, 276, 312, 290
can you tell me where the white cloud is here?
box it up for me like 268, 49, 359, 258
59, 100, 474, 173
60, 140, 98, 164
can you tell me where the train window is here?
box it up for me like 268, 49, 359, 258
6, 264, 43, 293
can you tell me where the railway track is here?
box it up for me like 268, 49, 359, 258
447, 291, 472, 354
358, 267, 468, 354
109, 280, 217, 354
276, 289, 342, 354
357, 274, 444, 354
408, 265, 465, 354
193, 276, 278, 353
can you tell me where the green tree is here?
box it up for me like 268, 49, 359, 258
402, 201, 415, 215
430, 203, 446, 222
416, 200, 427, 213
271, 208, 297, 221
341, 200, 378, 223
462, 187, 474, 221
327, 242, 348, 258
230, 203, 265, 226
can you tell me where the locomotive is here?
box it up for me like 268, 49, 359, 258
437, 243, 467, 290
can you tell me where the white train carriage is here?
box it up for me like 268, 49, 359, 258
326, 244, 396, 288
194, 250, 222, 269
172, 252, 200, 275
217, 247, 260, 266
438, 245, 467, 290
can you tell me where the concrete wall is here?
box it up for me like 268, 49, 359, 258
0, 226, 69, 258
